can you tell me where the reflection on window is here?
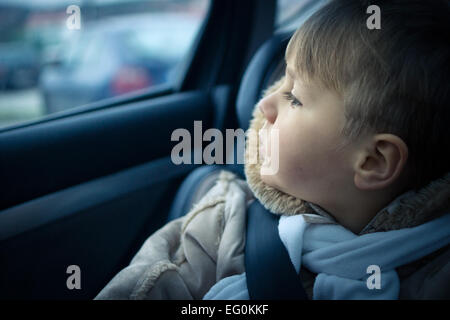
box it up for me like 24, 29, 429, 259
0, 0, 209, 128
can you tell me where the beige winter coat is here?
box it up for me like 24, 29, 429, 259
94, 168, 449, 300
95, 78, 450, 300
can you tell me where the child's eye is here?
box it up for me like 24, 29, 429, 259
283, 92, 303, 107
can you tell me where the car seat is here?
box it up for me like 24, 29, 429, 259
166, 31, 292, 222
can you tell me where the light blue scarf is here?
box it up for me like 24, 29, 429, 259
203, 213, 450, 300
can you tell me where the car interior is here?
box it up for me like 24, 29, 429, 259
0, 0, 331, 299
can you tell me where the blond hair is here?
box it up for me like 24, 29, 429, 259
286, 0, 450, 189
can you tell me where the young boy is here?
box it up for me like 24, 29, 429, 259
96, 0, 450, 299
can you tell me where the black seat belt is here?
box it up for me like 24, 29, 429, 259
245, 199, 308, 300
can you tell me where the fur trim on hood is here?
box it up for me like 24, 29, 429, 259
243, 77, 450, 235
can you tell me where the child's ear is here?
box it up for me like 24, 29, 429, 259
354, 134, 408, 190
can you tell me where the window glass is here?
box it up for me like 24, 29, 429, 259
275, 0, 327, 32
0, 0, 209, 128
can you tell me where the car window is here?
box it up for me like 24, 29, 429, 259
276, 0, 328, 32
0, 0, 210, 128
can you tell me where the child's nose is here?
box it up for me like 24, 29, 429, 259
258, 96, 277, 124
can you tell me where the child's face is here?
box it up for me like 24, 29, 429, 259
257, 54, 360, 219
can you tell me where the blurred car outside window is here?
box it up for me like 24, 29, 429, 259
0, 0, 210, 129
